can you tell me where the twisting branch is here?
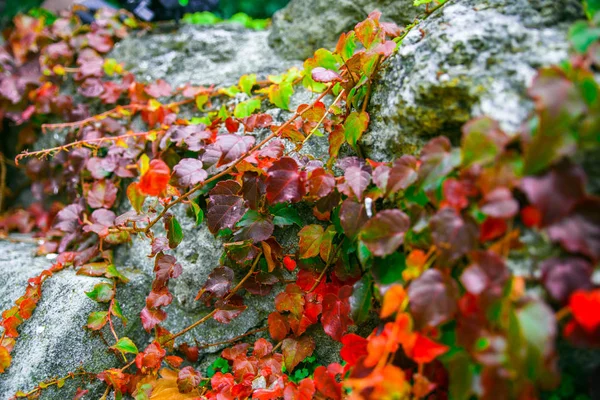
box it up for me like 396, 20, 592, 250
162, 252, 262, 345
15, 131, 156, 165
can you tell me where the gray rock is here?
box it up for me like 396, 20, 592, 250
361, 0, 584, 161
110, 23, 299, 87
269, 0, 421, 60
0, 240, 143, 399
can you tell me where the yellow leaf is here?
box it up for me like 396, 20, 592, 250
149, 369, 201, 400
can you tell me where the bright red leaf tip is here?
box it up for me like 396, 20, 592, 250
138, 159, 171, 196
569, 289, 600, 333
283, 255, 297, 271
521, 205, 542, 228
340, 333, 368, 366
405, 333, 449, 364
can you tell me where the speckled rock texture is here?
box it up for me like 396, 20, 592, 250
269, 0, 421, 60
361, 0, 584, 160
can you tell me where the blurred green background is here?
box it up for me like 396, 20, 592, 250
0, 0, 290, 27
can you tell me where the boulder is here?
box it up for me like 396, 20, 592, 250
361, 0, 584, 161
269, 0, 421, 60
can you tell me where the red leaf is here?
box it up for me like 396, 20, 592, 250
140, 307, 166, 331
275, 284, 305, 317
139, 159, 171, 196
322, 287, 353, 341
266, 157, 306, 204
307, 168, 335, 198
406, 333, 449, 364
340, 333, 368, 366
18, 298, 36, 320
146, 287, 173, 308
135, 341, 166, 373
284, 378, 316, 400
177, 366, 202, 393
86, 179, 118, 209
314, 365, 341, 400
144, 79, 172, 98
268, 312, 289, 342
569, 289, 600, 333
521, 205, 542, 228
358, 209, 410, 257
282, 335, 315, 372
479, 217, 507, 242
408, 269, 458, 329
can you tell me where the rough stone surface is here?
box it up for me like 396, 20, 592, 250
110, 23, 299, 87
269, 0, 421, 60
361, 0, 584, 161
0, 240, 146, 399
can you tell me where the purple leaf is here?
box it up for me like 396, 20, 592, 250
266, 157, 306, 204
541, 257, 593, 304
55, 203, 84, 233
343, 165, 371, 202
460, 251, 510, 300
207, 180, 246, 234
173, 158, 207, 187
154, 254, 183, 289
311, 67, 343, 83
358, 209, 410, 257
86, 179, 118, 209
339, 199, 368, 239
430, 208, 478, 265
215, 134, 255, 166
202, 266, 234, 298
480, 187, 519, 219
408, 269, 458, 330
235, 210, 274, 243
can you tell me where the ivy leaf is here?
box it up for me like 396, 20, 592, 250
154, 253, 183, 288
386, 155, 418, 194
339, 199, 368, 239
111, 299, 127, 325
275, 284, 305, 317
461, 117, 509, 167
111, 337, 138, 355
269, 81, 294, 110
214, 297, 247, 323
430, 208, 478, 265
215, 134, 255, 167
177, 366, 202, 394
235, 209, 274, 243
139, 159, 171, 197
146, 287, 173, 308
87, 179, 118, 209
242, 171, 266, 210
344, 111, 369, 149
270, 203, 302, 227
319, 225, 337, 262
311, 67, 343, 83
201, 266, 234, 299
343, 165, 371, 202
298, 225, 324, 259
0, 346, 11, 374
541, 257, 592, 304
140, 307, 166, 331
547, 198, 600, 261
322, 287, 353, 341
239, 74, 257, 95
359, 210, 410, 257
173, 158, 207, 187
85, 282, 115, 303
234, 98, 261, 118
282, 336, 316, 372
86, 311, 109, 330
349, 274, 373, 324
268, 312, 290, 341
127, 182, 146, 213
406, 333, 449, 364
207, 180, 246, 234
418, 137, 461, 194
307, 168, 335, 198
408, 269, 459, 330
164, 214, 183, 249
189, 201, 204, 226
266, 157, 306, 204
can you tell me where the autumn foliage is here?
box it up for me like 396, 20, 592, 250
0, 1, 599, 400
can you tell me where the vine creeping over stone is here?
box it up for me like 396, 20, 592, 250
0, 0, 599, 399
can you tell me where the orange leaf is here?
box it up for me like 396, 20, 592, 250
139, 159, 171, 197
381, 285, 407, 318
149, 368, 201, 399
0, 346, 11, 373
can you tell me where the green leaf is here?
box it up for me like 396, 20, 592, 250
349, 274, 373, 324
85, 282, 115, 303
106, 265, 129, 283
86, 311, 109, 330
344, 111, 370, 149
127, 183, 146, 213
165, 214, 183, 249
447, 352, 475, 400
207, 357, 230, 378
569, 21, 600, 53
234, 98, 261, 118
372, 252, 406, 284
178, 0, 189, 5
270, 204, 303, 227
195, 94, 209, 111
585, 0, 600, 19
190, 202, 204, 226
461, 117, 506, 167
239, 74, 257, 96
111, 299, 128, 326
269, 81, 294, 110
111, 337, 138, 355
